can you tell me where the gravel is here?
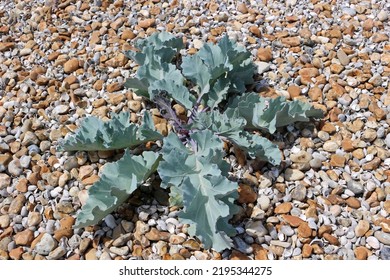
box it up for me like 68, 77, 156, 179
0, 0, 389, 260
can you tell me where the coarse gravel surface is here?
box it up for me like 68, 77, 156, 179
0, 0, 390, 260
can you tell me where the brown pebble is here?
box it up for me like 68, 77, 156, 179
238, 184, 257, 204
14, 229, 34, 246
257, 48, 273, 61
346, 197, 361, 209
138, 18, 156, 29
330, 154, 346, 167
230, 250, 251, 260
287, 85, 301, 99
63, 58, 80, 74
302, 244, 313, 258
318, 225, 332, 237
354, 246, 368, 260
298, 222, 312, 238
182, 239, 201, 251
107, 82, 124, 93
8, 194, 26, 215
322, 233, 340, 245
282, 214, 304, 227
274, 202, 292, 214
9, 247, 24, 260
299, 67, 319, 85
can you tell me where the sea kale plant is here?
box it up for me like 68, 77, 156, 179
59, 32, 323, 252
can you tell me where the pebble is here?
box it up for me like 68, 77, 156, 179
284, 169, 305, 181
245, 220, 268, 237
291, 185, 307, 201
381, 246, 390, 260
258, 195, 271, 210
104, 214, 117, 229
34, 233, 58, 256
347, 180, 364, 195
0, 0, 388, 261
8, 159, 23, 176
355, 220, 370, 237
366, 236, 380, 250
374, 231, 390, 246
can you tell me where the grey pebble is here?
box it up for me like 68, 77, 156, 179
380, 246, 390, 260
374, 231, 390, 246
35, 233, 58, 256
104, 214, 117, 229
366, 236, 380, 249
347, 180, 364, 195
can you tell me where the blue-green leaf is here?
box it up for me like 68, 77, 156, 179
75, 150, 161, 228
58, 112, 162, 151
149, 68, 195, 110
228, 93, 324, 133
191, 110, 281, 165
158, 131, 239, 251
181, 55, 211, 95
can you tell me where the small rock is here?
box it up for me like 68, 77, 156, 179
110, 246, 129, 256
297, 222, 312, 238
257, 48, 273, 62
363, 157, 381, 170
53, 105, 69, 115
281, 36, 300, 47
14, 229, 34, 246
85, 248, 98, 260
323, 141, 339, 152
258, 195, 270, 210
287, 85, 301, 99
104, 214, 117, 229
291, 185, 307, 201
8, 194, 26, 214
255, 61, 270, 74
380, 246, 390, 260
27, 212, 42, 227
274, 202, 292, 214
182, 239, 200, 251
34, 233, 58, 256
336, 49, 350, 66
238, 184, 257, 203
290, 151, 312, 163
354, 247, 368, 260
47, 246, 66, 260
366, 236, 380, 249
0, 215, 10, 228
374, 231, 390, 245
8, 159, 23, 176
121, 29, 136, 40
237, 2, 248, 13
63, 58, 80, 74
330, 154, 346, 167
22, 131, 39, 146
284, 168, 305, 181
107, 82, 123, 93
0, 249, 9, 260
9, 247, 24, 260
302, 244, 312, 258
138, 18, 155, 28
169, 234, 186, 245
377, 10, 388, 22
230, 250, 251, 260
0, 174, 10, 189
355, 220, 370, 237
347, 180, 364, 195
246, 220, 268, 237
345, 197, 361, 208
248, 25, 261, 37
299, 67, 319, 85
